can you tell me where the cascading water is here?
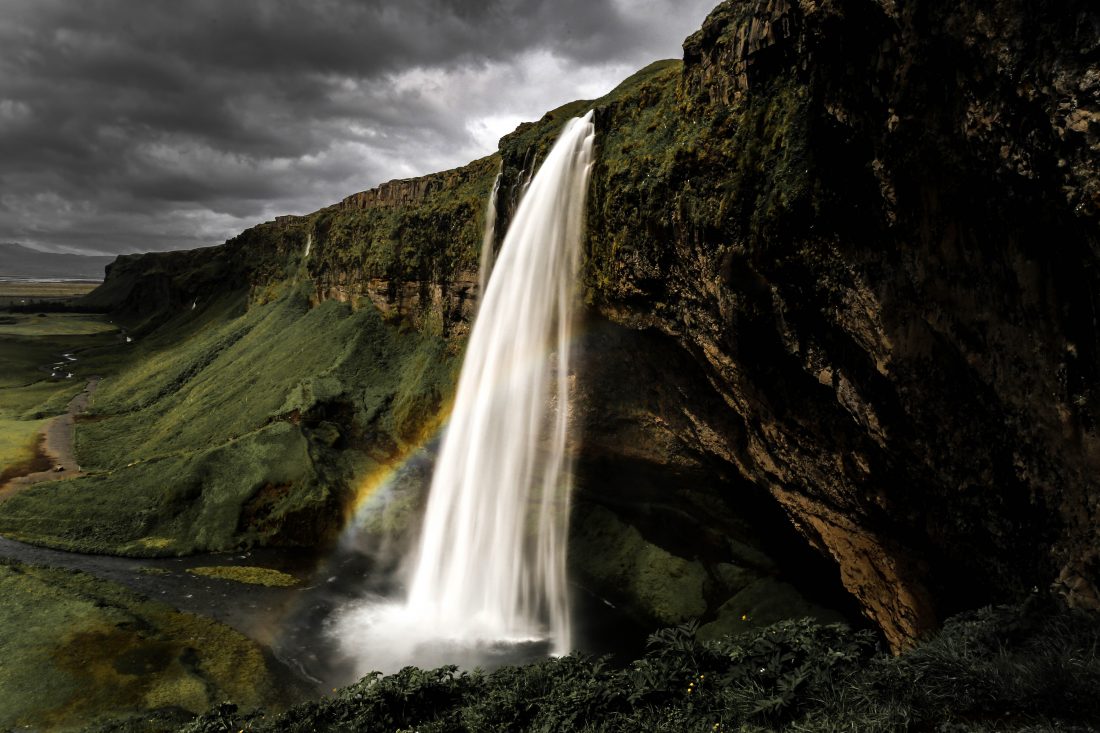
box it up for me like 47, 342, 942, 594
478, 167, 502, 300
334, 112, 595, 672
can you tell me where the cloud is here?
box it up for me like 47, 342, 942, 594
0, 0, 717, 255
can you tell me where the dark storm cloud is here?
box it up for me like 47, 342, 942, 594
0, 0, 716, 256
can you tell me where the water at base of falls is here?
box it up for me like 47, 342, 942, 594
331, 112, 596, 675
332, 600, 552, 675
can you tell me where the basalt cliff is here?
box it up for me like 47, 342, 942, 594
14, 0, 1098, 651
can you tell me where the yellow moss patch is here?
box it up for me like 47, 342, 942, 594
134, 536, 174, 550
187, 565, 299, 587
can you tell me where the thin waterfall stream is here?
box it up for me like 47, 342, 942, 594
334, 112, 596, 673
478, 166, 502, 300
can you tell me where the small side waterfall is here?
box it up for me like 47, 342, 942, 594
478, 167, 502, 300
335, 112, 595, 670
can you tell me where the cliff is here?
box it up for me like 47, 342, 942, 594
36, 0, 1100, 650
576, 0, 1100, 649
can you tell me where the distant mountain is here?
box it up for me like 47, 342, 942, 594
0, 242, 114, 280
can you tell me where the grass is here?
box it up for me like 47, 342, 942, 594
186, 565, 299, 587
0, 311, 123, 490
0, 284, 460, 556
0, 337, 59, 390
0, 312, 117, 336
0, 378, 85, 418
0, 558, 292, 732
0, 417, 49, 483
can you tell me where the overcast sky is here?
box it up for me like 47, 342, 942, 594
0, 0, 716, 257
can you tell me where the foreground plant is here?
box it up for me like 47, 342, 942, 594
100, 598, 1099, 733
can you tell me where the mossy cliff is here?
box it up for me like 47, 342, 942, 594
576, 0, 1100, 651
15, 0, 1097, 651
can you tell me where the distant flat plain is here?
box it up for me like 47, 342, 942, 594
0, 279, 100, 307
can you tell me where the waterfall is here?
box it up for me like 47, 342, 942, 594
478, 167, 502, 300
335, 112, 595, 670
408, 110, 594, 654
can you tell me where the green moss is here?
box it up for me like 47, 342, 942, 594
186, 565, 298, 587
0, 313, 119, 409
0, 379, 78, 420
580, 55, 813, 300
570, 504, 708, 625
306, 154, 500, 284
0, 559, 288, 731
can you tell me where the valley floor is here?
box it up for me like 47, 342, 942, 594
0, 280, 101, 308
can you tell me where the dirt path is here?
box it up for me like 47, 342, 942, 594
0, 377, 99, 498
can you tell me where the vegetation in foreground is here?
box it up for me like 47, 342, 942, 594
0, 559, 296, 732
92, 599, 1098, 733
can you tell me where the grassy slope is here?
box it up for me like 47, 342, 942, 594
0, 281, 459, 555
0, 559, 290, 732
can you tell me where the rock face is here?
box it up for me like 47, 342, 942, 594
81, 0, 1099, 649
578, 0, 1100, 648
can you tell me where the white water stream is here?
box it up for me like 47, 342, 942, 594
478, 167, 502, 300
336, 112, 595, 671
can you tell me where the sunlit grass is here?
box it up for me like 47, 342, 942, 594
187, 565, 299, 587
0, 417, 48, 481
0, 313, 118, 337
